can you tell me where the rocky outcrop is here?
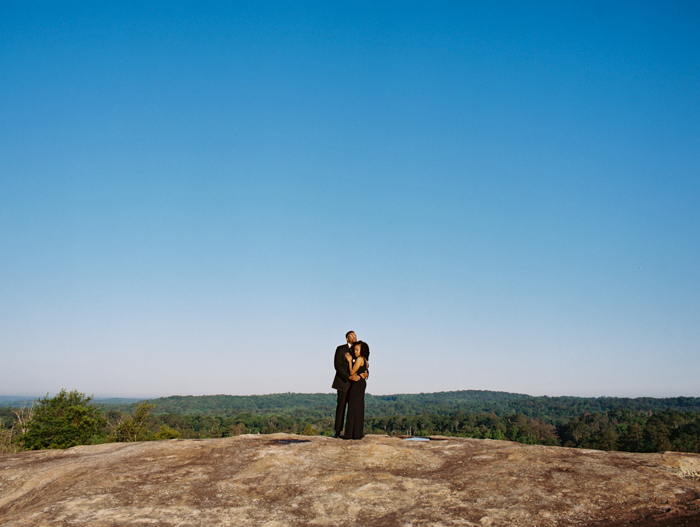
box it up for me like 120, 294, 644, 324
1, 434, 699, 526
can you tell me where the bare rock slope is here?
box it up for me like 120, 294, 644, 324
1, 434, 699, 526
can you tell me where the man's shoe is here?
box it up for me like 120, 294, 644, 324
333, 431, 341, 438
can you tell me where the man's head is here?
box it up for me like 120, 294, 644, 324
346, 331, 357, 344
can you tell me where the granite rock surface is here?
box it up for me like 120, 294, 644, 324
1, 434, 699, 526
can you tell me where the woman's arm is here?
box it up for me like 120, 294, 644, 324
348, 357, 364, 376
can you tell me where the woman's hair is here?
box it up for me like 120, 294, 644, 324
355, 341, 370, 360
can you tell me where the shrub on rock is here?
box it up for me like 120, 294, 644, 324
152, 424, 180, 440
20, 389, 105, 450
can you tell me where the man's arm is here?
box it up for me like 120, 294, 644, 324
334, 347, 350, 383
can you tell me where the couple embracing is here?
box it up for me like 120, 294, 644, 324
332, 330, 370, 439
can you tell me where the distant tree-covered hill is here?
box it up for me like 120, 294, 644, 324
0, 396, 39, 408
0, 396, 145, 409
100, 391, 700, 424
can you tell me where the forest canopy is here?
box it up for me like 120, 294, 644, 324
2, 390, 700, 455
88, 390, 700, 424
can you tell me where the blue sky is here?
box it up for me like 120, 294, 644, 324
1, 1, 698, 398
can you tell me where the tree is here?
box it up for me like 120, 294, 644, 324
152, 425, 180, 440
13, 402, 35, 436
20, 390, 105, 450
115, 402, 155, 442
228, 423, 247, 436
642, 417, 672, 452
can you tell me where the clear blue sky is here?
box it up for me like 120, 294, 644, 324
1, 1, 698, 398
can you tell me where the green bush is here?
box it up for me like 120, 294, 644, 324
301, 424, 319, 435
20, 390, 105, 450
152, 424, 180, 440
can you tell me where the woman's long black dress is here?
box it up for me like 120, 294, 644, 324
344, 359, 367, 440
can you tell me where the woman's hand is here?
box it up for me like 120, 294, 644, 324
348, 356, 363, 376
345, 352, 352, 362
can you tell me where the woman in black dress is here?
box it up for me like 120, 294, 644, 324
343, 340, 369, 440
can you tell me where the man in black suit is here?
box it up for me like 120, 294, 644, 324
332, 330, 368, 438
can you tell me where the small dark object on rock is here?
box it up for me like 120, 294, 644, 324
267, 439, 310, 445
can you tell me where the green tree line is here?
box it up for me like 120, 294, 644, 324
93, 391, 700, 424
2, 389, 700, 454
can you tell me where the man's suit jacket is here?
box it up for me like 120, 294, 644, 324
332, 344, 351, 392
